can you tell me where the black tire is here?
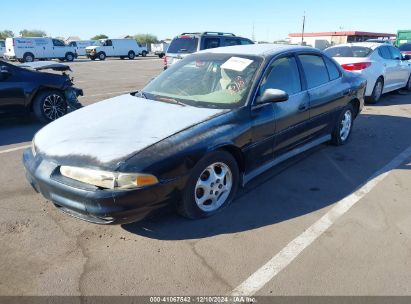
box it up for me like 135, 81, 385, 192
404, 75, 411, 91
23, 53, 35, 63
65, 52, 75, 62
33, 91, 67, 123
142, 51, 147, 57
158, 54, 164, 59
98, 52, 106, 61
178, 151, 239, 219
128, 51, 135, 60
90, 56, 96, 61
366, 77, 383, 104
331, 103, 355, 146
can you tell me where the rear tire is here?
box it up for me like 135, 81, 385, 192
65, 52, 74, 62
23, 53, 35, 63
128, 51, 135, 60
33, 91, 67, 123
178, 151, 239, 219
98, 52, 106, 61
366, 78, 383, 104
331, 104, 354, 146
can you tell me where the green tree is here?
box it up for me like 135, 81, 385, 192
19, 29, 47, 37
0, 30, 14, 40
91, 34, 108, 40
133, 33, 158, 45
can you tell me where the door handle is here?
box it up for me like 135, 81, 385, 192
298, 104, 308, 111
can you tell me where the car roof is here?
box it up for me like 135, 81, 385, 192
197, 44, 316, 57
327, 42, 386, 50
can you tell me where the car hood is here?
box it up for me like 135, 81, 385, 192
34, 94, 226, 168
20, 61, 72, 72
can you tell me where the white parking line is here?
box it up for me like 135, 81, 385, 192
0, 144, 31, 154
231, 144, 411, 296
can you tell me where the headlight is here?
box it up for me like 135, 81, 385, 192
60, 166, 159, 190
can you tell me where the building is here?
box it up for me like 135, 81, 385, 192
288, 31, 396, 50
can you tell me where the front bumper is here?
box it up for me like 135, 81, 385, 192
23, 149, 181, 224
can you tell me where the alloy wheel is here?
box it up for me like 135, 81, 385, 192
194, 162, 233, 212
43, 94, 66, 121
340, 110, 352, 142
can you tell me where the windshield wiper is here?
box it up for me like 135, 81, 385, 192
134, 91, 147, 99
157, 97, 186, 107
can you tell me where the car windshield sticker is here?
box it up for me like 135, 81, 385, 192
221, 57, 253, 72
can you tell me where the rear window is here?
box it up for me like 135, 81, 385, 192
399, 44, 411, 51
168, 37, 199, 54
325, 46, 373, 58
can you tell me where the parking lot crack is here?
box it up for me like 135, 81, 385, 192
188, 241, 233, 291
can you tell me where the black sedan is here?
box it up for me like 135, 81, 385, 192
0, 60, 82, 122
23, 44, 366, 224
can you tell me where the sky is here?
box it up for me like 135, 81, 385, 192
1, 0, 410, 41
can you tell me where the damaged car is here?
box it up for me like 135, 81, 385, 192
23, 44, 366, 224
0, 60, 83, 122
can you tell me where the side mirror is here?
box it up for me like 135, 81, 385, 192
256, 89, 289, 104
0, 66, 11, 80
402, 54, 411, 61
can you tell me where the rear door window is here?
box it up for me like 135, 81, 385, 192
223, 38, 240, 47
260, 56, 302, 95
240, 39, 253, 45
324, 57, 341, 80
52, 39, 65, 47
167, 37, 199, 53
298, 54, 330, 89
203, 38, 221, 50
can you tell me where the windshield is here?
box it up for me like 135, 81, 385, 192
167, 37, 199, 53
399, 44, 411, 51
142, 53, 263, 109
325, 46, 373, 58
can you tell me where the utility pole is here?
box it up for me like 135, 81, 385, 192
301, 12, 306, 45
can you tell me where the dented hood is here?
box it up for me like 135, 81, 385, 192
34, 94, 225, 168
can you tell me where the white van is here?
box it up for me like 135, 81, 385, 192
85, 39, 148, 60
0, 40, 5, 57
4, 37, 77, 62
67, 40, 101, 56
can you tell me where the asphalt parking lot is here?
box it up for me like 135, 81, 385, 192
0, 58, 410, 296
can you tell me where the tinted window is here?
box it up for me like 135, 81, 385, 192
0, 41, 5, 47
298, 55, 330, 89
260, 56, 301, 95
378, 46, 392, 59
324, 57, 341, 80
168, 37, 199, 53
399, 44, 411, 51
68, 42, 77, 47
224, 38, 240, 47
52, 39, 65, 46
204, 38, 220, 49
240, 39, 253, 45
388, 47, 401, 60
325, 46, 373, 58
104, 40, 113, 46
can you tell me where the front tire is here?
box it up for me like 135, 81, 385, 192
98, 52, 106, 61
331, 104, 354, 146
142, 51, 147, 57
65, 52, 74, 62
366, 78, 383, 104
33, 91, 67, 123
178, 151, 239, 219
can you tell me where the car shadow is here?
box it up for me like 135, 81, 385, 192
370, 90, 411, 107
0, 115, 45, 146
122, 113, 411, 240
